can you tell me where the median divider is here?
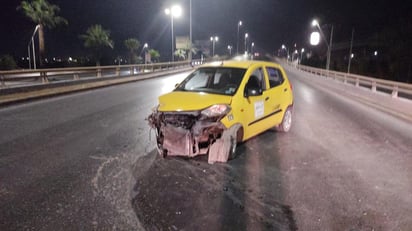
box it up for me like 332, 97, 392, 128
0, 66, 193, 105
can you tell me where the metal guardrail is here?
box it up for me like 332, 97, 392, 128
0, 60, 199, 89
293, 63, 412, 99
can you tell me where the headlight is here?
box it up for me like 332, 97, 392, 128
201, 104, 231, 118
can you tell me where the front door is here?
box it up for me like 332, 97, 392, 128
241, 67, 271, 139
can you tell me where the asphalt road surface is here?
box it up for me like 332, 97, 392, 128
1, 67, 412, 230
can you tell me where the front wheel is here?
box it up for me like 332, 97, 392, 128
228, 134, 237, 160
156, 143, 167, 158
155, 129, 167, 158
276, 107, 293, 132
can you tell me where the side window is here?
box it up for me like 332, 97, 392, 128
250, 68, 267, 90
266, 67, 284, 88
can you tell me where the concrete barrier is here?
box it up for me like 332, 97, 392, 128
0, 67, 193, 105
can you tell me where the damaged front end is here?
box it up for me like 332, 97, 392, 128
147, 104, 233, 162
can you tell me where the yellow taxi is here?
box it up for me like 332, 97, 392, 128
148, 60, 293, 163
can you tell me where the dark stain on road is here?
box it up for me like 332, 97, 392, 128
131, 139, 297, 231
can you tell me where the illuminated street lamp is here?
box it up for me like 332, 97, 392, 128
210, 36, 218, 56
236, 21, 242, 54
300, 48, 305, 63
310, 32, 320, 46
250, 42, 255, 60
281, 44, 289, 61
142, 43, 149, 64
311, 19, 333, 70
292, 49, 298, 62
165, 5, 182, 62
244, 33, 249, 54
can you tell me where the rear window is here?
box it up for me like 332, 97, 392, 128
266, 67, 284, 88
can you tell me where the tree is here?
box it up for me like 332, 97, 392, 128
149, 49, 160, 63
0, 55, 17, 70
18, 0, 67, 67
79, 25, 114, 66
174, 49, 186, 60
124, 38, 140, 64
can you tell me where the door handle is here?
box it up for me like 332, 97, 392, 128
265, 97, 270, 101
284, 88, 288, 92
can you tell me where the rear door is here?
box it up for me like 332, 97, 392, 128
263, 65, 288, 126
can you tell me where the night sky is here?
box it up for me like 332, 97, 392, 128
0, 0, 410, 60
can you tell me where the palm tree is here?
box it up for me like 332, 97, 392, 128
18, 0, 67, 67
149, 49, 160, 63
174, 49, 186, 61
79, 25, 114, 66
124, 38, 140, 64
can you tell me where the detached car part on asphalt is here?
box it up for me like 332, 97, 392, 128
148, 60, 294, 164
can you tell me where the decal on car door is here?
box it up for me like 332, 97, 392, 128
254, 100, 264, 119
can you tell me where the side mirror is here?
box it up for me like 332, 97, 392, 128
244, 87, 263, 97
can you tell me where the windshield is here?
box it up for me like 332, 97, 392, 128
175, 67, 246, 96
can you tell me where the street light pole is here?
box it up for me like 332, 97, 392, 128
189, 0, 192, 62
32, 37, 36, 69
165, 5, 182, 62
143, 43, 149, 64
244, 33, 248, 54
312, 19, 333, 70
171, 15, 174, 62
27, 24, 40, 69
210, 36, 218, 56
347, 28, 354, 73
300, 48, 305, 64
27, 45, 31, 69
227, 45, 232, 56
251, 42, 254, 59
327, 26, 333, 70
236, 21, 242, 54
281, 44, 289, 62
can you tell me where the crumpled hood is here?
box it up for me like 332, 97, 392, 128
158, 91, 232, 112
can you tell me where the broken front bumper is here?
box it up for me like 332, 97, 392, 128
148, 110, 226, 157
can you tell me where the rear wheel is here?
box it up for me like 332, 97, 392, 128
276, 107, 293, 132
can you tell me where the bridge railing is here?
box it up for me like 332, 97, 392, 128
294, 63, 412, 99
0, 60, 198, 89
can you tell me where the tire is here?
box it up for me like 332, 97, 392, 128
228, 134, 237, 160
228, 127, 242, 160
155, 130, 167, 158
276, 107, 293, 132
156, 144, 167, 158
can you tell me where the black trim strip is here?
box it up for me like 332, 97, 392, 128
248, 109, 282, 126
